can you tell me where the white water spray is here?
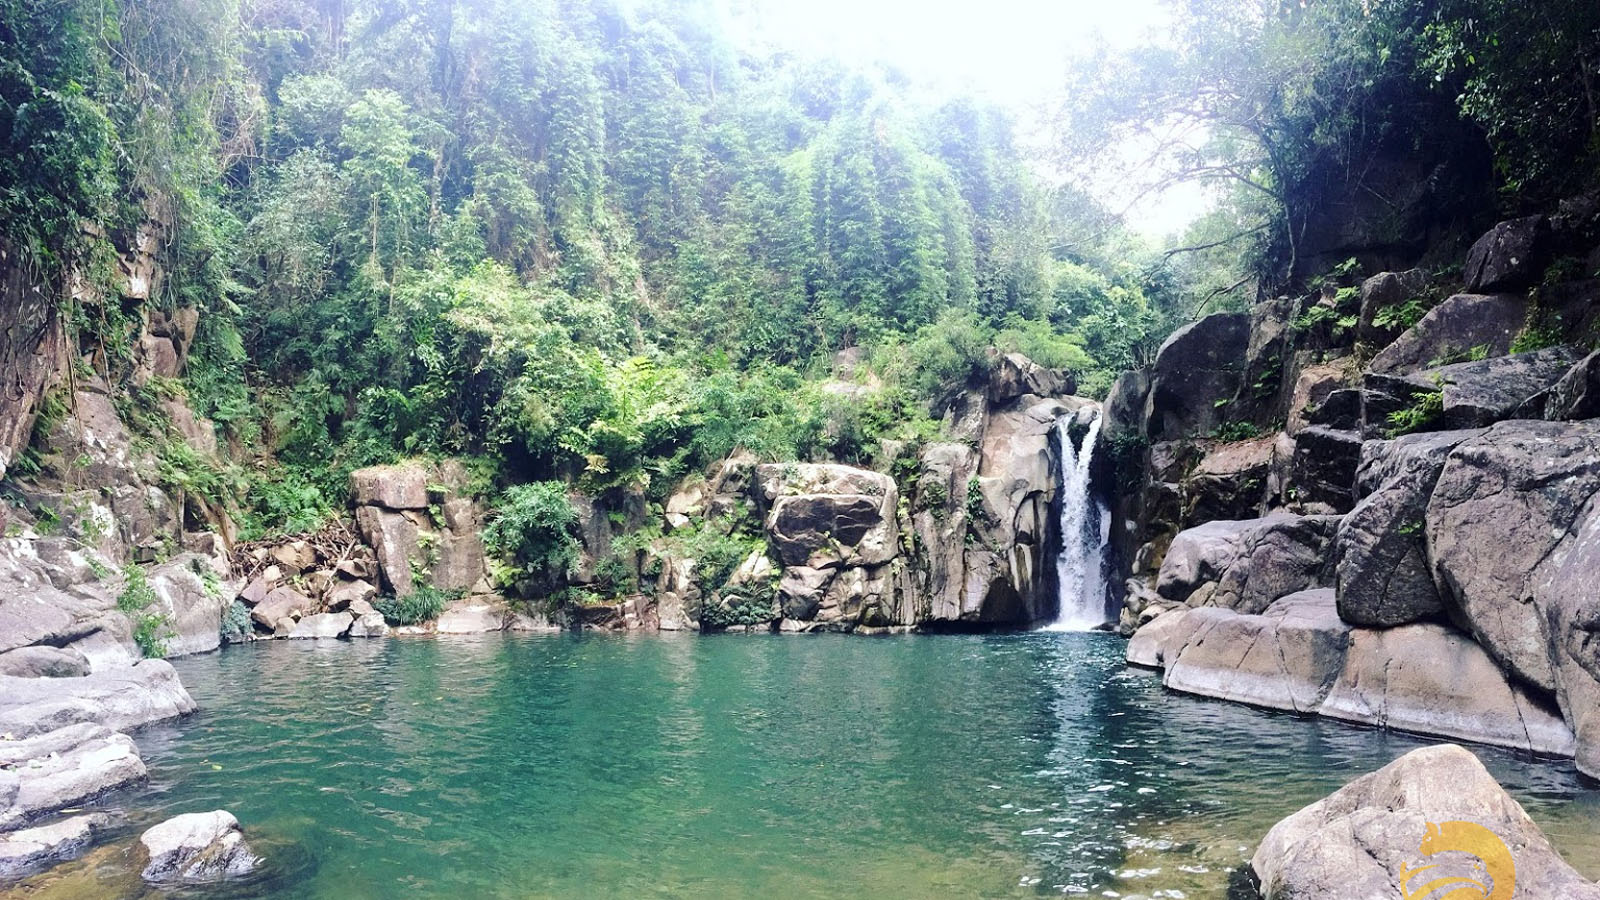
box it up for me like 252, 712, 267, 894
1046, 411, 1110, 631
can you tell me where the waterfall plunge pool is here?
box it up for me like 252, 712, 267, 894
12, 631, 1600, 898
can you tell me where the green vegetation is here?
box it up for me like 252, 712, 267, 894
117, 565, 173, 658
482, 482, 581, 587
375, 585, 459, 626
1385, 392, 1446, 438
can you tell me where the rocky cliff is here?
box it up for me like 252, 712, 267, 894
1113, 200, 1600, 776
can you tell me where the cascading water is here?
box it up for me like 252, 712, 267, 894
1047, 411, 1111, 631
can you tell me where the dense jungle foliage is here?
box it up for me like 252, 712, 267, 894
2, 0, 1597, 539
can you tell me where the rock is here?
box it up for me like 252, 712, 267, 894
757, 464, 897, 568
435, 600, 506, 634
1124, 607, 1195, 668
161, 397, 217, 457
325, 579, 377, 611
1305, 388, 1362, 432
1287, 426, 1361, 511
1420, 345, 1582, 427
354, 506, 421, 597
1143, 313, 1250, 441
250, 586, 311, 631
1542, 502, 1600, 778
0, 725, 145, 829
1464, 214, 1551, 292
147, 554, 230, 657
429, 531, 485, 592
1252, 744, 1600, 900
349, 464, 429, 510
140, 810, 258, 883
268, 540, 316, 575
1426, 419, 1600, 692
0, 813, 111, 876
347, 611, 389, 638
1368, 293, 1531, 375
1285, 360, 1352, 435
334, 558, 375, 581
777, 566, 833, 620
1155, 514, 1340, 614
1546, 349, 1600, 420
988, 352, 1068, 403
1356, 268, 1430, 346
1319, 623, 1574, 755
0, 661, 195, 737
0, 645, 91, 678
287, 611, 352, 639
1162, 590, 1350, 713
1335, 430, 1483, 627
1181, 437, 1272, 524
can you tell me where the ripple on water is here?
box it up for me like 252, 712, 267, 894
6, 631, 1598, 899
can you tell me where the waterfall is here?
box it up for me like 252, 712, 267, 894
1046, 411, 1110, 631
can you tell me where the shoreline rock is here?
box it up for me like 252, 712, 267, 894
139, 810, 258, 883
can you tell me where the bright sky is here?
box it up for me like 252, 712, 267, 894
728, 0, 1211, 238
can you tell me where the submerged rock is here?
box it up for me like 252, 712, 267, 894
139, 810, 258, 882
0, 813, 111, 876
1252, 744, 1600, 899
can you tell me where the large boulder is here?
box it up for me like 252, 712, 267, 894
1155, 514, 1340, 614
287, 611, 352, 639
1180, 437, 1272, 524
250, 585, 311, 631
1540, 501, 1600, 778
988, 352, 1068, 403
0, 724, 146, 829
354, 506, 422, 598
139, 810, 258, 882
1426, 419, 1600, 692
1414, 345, 1582, 428
1368, 293, 1530, 375
349, 464, 428, 509
1286, 426, 1361, 511
1546, 349, 1600, 421
1162, 590, 1350, 714
146, 553, 230, 657
0, 660, 195, 737
0, 813, 111, 876
1143, 313, 1250, 441
1463, 214, 1551, 292
1356, 268, 1429, 347
1318, 624, 1574, 755
0, 645, 91, 678
1334, 430, 1483, 627
1252, 744, 1600, 900
1285, 360, 1353, 436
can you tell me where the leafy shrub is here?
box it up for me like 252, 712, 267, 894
375, 585, 458, 625
1385, 391, 1444, 438
220, 599, 252, 640
483, 482, 581, 584
1511, 309, 1564, 355
1372, 298, 1429, 332
117, 566, 173, 659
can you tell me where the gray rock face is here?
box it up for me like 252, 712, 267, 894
1155, 514, 1340, 614
1368, 293, 1530, 375
758, 462, 907, 630
434, 600, 508, 634
1546, 349, 1600, 421
1356, 268, 1429, 347
140, 810, 258, 883
0, 661, 196, 737
349, 464, 428, 509
0, 645, 91, 678
1252, 744, 1600, 900
0, 813, 111, 876
147, 553, 230, 657
1285, 360, 1352, 435
1162, 590, 1350, 713
1418, 345, 1582, 427
1464, 214, 1550, 292
1426, 419, 1600, 692
1540, 502, 1600, 778
1319, 623, 1575, 755
0, 725, 146, 830
287, 612, 353, 639
1334, 430, 1483, 627
354, 506, 422, 598
1143, 313, 1250, 441
1287, 426, 1361, 511
250, 585, 311, 631
988, 352, 1068, 403
1181, 437, 1272, 524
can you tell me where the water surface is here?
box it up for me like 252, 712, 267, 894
12, 632, 1600, 898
